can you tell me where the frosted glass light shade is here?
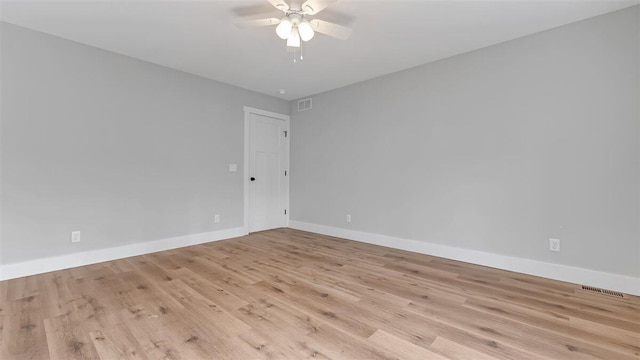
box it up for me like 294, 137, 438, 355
276, 19, 292, 40
287, 27, 301, 47
298, 21, 315, 41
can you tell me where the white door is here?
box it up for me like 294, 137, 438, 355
247, 111, 288, 232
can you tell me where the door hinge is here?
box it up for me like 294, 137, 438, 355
284, 130, 288, 138
284, 209, 287, 215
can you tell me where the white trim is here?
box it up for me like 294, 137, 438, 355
243, 109, 251, 234
289, 220, 640, 296
243, 106, 290, 233
0, 227, 247, 281
284, 125, 290, 228
243, 106, 290, 121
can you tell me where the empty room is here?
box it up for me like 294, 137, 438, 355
0, 0, 639, 359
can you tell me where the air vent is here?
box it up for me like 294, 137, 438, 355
298, 98, 312, 112
581, 285, 624, 298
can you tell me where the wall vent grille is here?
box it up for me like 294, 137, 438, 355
298, 98, 312, 112
581, 285, 624, 298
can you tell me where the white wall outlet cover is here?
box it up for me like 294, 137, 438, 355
229, 163, 238, 172
214, 214, 221, 223
346, 214, 351, 223
71, 231, 81, 243
549, 238, 560, 252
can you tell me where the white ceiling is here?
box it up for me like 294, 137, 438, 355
2, 0, 637, 100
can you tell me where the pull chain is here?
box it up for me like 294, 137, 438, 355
291, 43, 304, 63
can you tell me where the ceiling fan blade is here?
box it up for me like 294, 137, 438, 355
301, 0, 336, 15
309, 19, 352, 40
235, 18, 281, 29
232, 4, 281, 18
268, 0, 290, 12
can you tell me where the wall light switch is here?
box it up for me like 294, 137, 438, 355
229, 164, 238, 172
71, 231, 81, 243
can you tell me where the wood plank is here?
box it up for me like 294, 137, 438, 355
89, 327, 149, 360
431, 336, 506, 360
6, 276, 39, 301
368, 329, 448, 360
43, 312, 101, 360
1, 295, 50, 359
36, 272, 76, 320
166, 267, 250, 312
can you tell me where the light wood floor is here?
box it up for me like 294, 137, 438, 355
1, 229, 638, 359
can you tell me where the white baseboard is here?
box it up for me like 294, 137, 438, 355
289, 220, 640, 296
0, 227, 248, 281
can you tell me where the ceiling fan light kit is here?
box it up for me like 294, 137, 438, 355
237, 0, 352, 61
276, 19, 292, 39
298, 21, 315, 41
287, 26, 301, 47
278, 13, 307, 48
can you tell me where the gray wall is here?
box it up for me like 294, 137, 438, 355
0, 22, 289, 264
290, 7, 640, 277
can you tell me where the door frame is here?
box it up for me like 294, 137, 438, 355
243, 106, 290, 233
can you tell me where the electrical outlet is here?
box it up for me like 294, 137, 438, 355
549, 238, 560, 252
71, 231, 81, 243
346, 214, 351, 223
214, 214, 221, 223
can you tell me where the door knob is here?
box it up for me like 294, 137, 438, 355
250, 177, 256, 181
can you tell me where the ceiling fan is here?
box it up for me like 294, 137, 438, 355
236, 0, 353, 49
